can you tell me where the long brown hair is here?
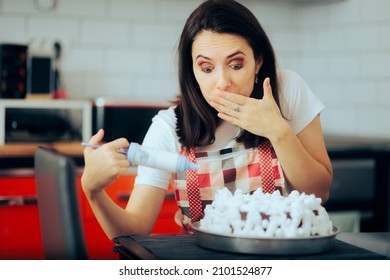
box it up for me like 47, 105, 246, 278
174, 0, 280, 150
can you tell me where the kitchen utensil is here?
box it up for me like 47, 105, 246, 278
191, 221, 340, 255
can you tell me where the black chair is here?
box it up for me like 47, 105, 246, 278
34, 146, 87, 259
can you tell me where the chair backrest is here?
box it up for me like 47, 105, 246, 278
34, 146, 87, 260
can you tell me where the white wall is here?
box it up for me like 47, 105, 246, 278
0, 0, 389, 139
293, 0, 390, 139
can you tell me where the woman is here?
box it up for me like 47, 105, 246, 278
82, 0, 333, 238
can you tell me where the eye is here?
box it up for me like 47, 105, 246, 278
230, 63, 243, 70
201, 65, 214, 73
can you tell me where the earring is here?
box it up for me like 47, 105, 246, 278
255, 74, 258, 84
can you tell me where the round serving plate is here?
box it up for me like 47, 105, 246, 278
191, 221, 340, 255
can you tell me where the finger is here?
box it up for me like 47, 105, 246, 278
89, 129, 104, 145
104, 137, 130, 151
119, 160, 131, 172
262, 77, 273, 100
210, 99, 240, 116
211, 90, 247, 106
84, 129, 104, 155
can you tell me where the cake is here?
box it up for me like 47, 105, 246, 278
199, 188, 333, 238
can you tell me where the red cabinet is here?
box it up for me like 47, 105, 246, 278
0, 176, 43, 259
0, 174, 181, 260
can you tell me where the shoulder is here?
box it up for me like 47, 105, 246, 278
278, 69, 308, 91
153, 106, 177, 126
143, 105, 181, 152
277, 68, 315, 103
277, 69, 311, 112
148, 106, 178, 136
276, 69, 325, 134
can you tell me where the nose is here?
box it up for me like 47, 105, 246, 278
216, 70, 231, 91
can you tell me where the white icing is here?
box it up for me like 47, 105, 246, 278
199, 188, 333, 238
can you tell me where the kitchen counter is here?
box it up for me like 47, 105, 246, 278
325, 134, 390, 150
113, 232, 390, 260
0, 142, 84, 170
337, 232, 390, 258
0, 141, 84, 157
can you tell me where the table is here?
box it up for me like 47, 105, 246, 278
113, 232, 390, 260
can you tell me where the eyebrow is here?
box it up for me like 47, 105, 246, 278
195, 51, 246, 60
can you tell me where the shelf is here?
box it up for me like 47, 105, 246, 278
0, 141, 84, 157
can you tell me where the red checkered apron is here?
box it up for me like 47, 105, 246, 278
172, 140, 285, 233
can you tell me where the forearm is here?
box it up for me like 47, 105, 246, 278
84, 190, 148, 239
269, 122, 332, 202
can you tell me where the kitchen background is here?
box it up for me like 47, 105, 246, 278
1, 0, 390, 139
1, 0, 390, 260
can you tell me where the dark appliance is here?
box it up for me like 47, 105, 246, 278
0, 44, 28, 99
27, 55, 54, 96
92, 101, 169, 144
5, 108, 79, 143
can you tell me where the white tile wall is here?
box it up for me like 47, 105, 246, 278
293, 0, 390, 139
0, 0, 389, 139
378, 82, 390, 105
57, 0, 106, 17
109, 0, 159, 20
29, 17, 79, 44
0, 16, 26, 42
80, 21, 130, 46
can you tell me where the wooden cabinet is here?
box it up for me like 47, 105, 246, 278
0, 173, 181, 260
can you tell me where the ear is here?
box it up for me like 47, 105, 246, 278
255, 56, 263, 74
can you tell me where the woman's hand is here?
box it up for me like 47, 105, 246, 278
81, 129, 130, 197
210, 78, 287, 141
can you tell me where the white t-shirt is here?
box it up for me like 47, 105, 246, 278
134, 69, 325, 190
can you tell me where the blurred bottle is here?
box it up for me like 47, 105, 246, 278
53, 41, 67, 99
127, 143, 199, 172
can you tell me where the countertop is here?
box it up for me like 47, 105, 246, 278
337, 232, 390, 258
0, 141, 84, 157
113, 232, 390, 260
324, 134, 390, 152
0, 142, 85, 170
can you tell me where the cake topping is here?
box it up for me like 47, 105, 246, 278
199, 188, 333, 238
